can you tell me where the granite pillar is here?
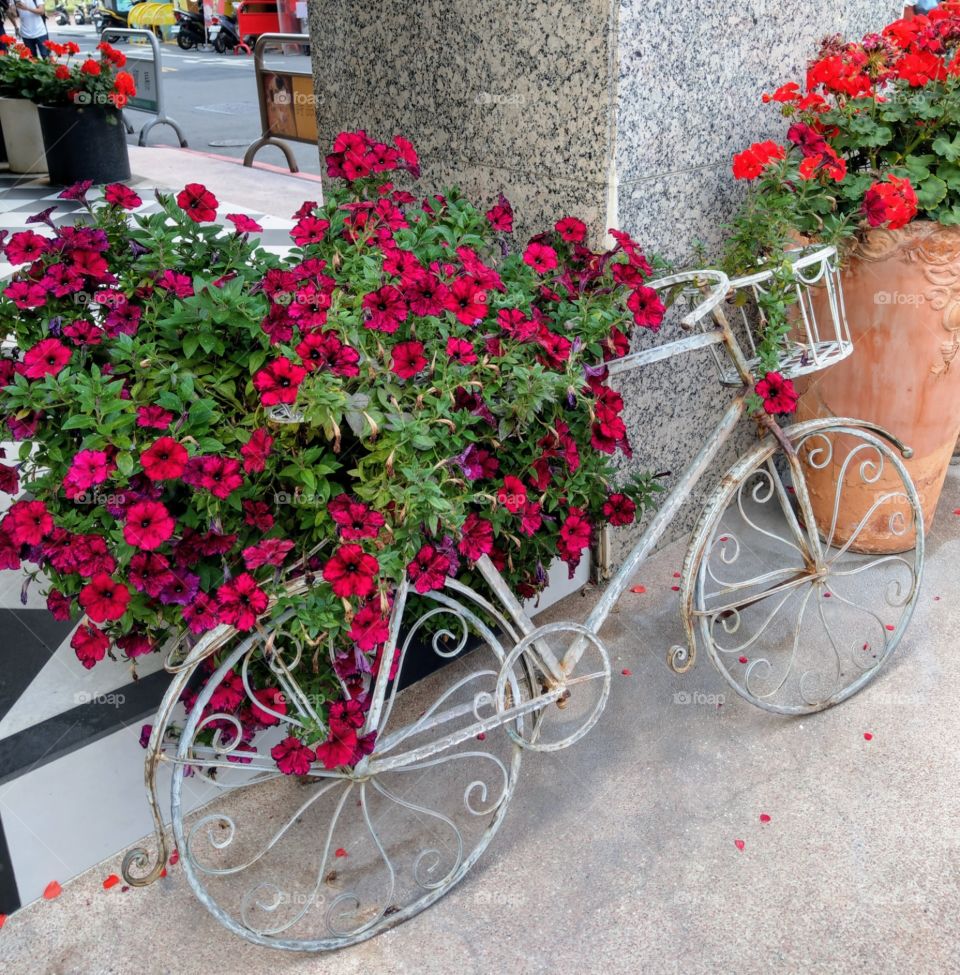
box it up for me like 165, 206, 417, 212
309, 0, 903, 557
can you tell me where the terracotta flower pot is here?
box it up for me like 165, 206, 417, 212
796, 222, 960, 552
0, 97, 47, 174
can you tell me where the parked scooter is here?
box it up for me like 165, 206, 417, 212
92, 0, 135, 40
209, 10, 246, 53
54, 3, 70, 24
171, 5, 206, 50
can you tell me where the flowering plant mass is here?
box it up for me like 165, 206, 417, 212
0, 132, 663, 773
726, 3, 960, 269
0, 38, 135, 108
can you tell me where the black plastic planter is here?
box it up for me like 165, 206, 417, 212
37, 103, 130, 186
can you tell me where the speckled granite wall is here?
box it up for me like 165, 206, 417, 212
308, 0, 902, 561
307, 0, 614, 240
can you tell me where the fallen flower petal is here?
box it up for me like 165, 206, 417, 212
738, 656, 748, 664
622, 668, 633, 676
335, 848, 348, 858
863, 732, 873, 741
759, 813, 771, 824
43, 881, 62, 900
102, 875, 120, 889
734, 839, 745, 851
630, 585, 646, 594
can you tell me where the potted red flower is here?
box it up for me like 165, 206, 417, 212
33, 39, 135, 184
726, 2, 960, 545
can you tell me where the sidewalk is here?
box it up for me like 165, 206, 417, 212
0, 442, 956, 975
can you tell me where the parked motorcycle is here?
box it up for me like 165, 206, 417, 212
171, 5, 206, 50
208, 11, 246, 53
92, 0, 134, 40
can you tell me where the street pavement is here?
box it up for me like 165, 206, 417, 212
48, 23, 322, 174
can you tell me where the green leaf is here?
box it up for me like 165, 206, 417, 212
917, 174, 948, 209
933, 133, 960, 162
116, 452, 135, 477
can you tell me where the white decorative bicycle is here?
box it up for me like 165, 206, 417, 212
124, 246, 924, 950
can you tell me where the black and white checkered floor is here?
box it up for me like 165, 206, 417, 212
0, 171, 294, 914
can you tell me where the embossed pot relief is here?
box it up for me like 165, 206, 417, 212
797, 222, 960, 551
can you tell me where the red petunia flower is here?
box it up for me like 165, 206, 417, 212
216, 573, 269, 631
391, 340, 427, 379
497, 475, 527, 513
140, 437, 188, 481
4, 230, 50, 265
63, 449, 113, 499
183, 592, 219, 635
136, 405, 174, 429
242, 538, 294, 569
603, 493, 637, 527
47, 589, 72, 621
555, 216, 587, 243
328, 494, 385, 540
347, 601, 391, 650
79, 572, 131, 623
485, 194, 514, 233
103, 184, 142, 210
22, 338, 71, 379
290, 215, 330, 245
123, 500, 176, 550
176, 183, 218, 223
323, 544, 379, 599
446, 336, 477, 365
627, 286, 666, 331
253, 357, 306, 406
406, 545, 452, 594
443, 277, 489, 325
271, 736, 315, 775
240, 428, 273, 474
71, 622, 109, 670
5, 499, 53, 546
522, 242, 559, 275
755, 371, 799, 415
458, 513, 494, 561
117, 633, 153, 658
226, 213, 263, 234
251, 687, 287, 726
243, 499, 275, 531
362, 285, 408, 333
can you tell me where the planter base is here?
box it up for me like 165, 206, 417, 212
37, 103, 130, 185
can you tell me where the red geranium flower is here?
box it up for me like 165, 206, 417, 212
176, 183, 218, 223
5, 499, 53, 546
79, 572, 131, 623
71, 622, 109, 670
862, 174, 918, 230
253, 357, 306, 406
522, 242, 559, 274
731, 140, 787, 180
271, 736, 315, 775
216, 573, 269, 631
391, 340, 427, 379
323, 544, 379, 599
80, 58, 101, 76
755, 371, 799, 415
22, 338, 71, 379
123, 500, 176, 551
140, 437, 188, 481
